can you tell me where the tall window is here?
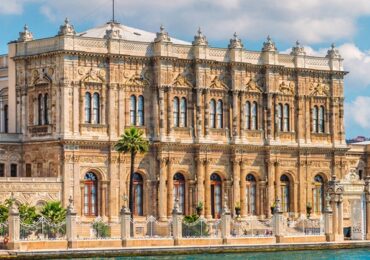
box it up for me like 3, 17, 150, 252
280, 174, 290, 212
92, 93, 100, 124
133, 172, 144, 216
173, 97, 179, 127
318, 106, 325, 133
38, 94, 43, 125
245, 101, 251, 129
84, 172, 98, 216
26, 164, 32, 177
44, 93, 49, 124
246, 174, 257, 215
138, 95, 144, 126
283, 104, 290, 132
0, 163, 4, 177
210, 99, 216, 128
180, 97, 187, 127
313, 175, 324, 214
276, 104, 283, 131
251, 102, 258, 130
85, 93, 91, 123
216, 100, 223, 128
210, 173, 222, 219
3, 105, 8, 133
173, 173, 185, 214
130, 95, 137, 125
312, 106, 318, 133
10, 164, 17, 177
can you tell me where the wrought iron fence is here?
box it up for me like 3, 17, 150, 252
0, 222, 8, 240
76, 217, 118, 240
20, 217, 66, 240
182, 217, 221, 238
231, 217, 274, 237
283, 216, 324, 236
131, 216, 172, 238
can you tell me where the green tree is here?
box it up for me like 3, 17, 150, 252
114, 127, 149, 216
0, 204, 8, 223
40, 201, 66, 223
19, 204, 40, 224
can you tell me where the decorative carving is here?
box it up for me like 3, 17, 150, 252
192, 27, 208, 46
104, 23, 122, 39
279, 81, 295, 95
18, 24, 33, 42
228, 32, 243, 49
125, 72, 149, 87
172, 74, 192, 88
58, 18, 76, 36
262, 35, 277, 52
326, 43, 341, 59
209, 76, 227, 89
154, 24, 171, 43
290, 40, 305, 56
244, 78, 262, 92
310, 83, 329, 96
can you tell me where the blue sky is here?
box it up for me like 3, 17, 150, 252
1, 0, 370, 139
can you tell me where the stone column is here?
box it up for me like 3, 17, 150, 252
233, 158, 241, 214
324, 194, 334, 241
7, 203, 20, 250
172, 199, 183, 245
120, 206, 131, 246
196, 158, 205, 216
167, 87, 174, 137
204, 89, 210, 137
167, 159, 174, 218
240, 162, 247, 218
327, 176, 344, 241
266, 160, 274, 218
158, 87, 165, 140
204, 159, 212, 219
232, 91, 239, 140
66, 197, 77, 248
221, 197, 231, 243
273, 198, 284, 242
274, 161, 280, 199
196, 89, 203, 139
158, 158, 168, 221
240, 93, 245, 139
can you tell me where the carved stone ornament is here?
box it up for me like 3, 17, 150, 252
18, 24, 33, 42
104, 22, 122, 40
154, 24, 171, 43
262, 35, 277, 52
310, 83, 329, 96
209, 76, 227, 89
290, 40, 306, 56
58, 18, 76, 36
228, 32, 243, 49
344, 169, 360, 182
125, 72, 149, 87
192, 27, 208, 46
326, 43, 341, 59
279, 81, 294, 95
245, 78, 262, 92
173, 74, 192, 88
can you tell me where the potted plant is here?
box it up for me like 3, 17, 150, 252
306, 203, 312, 219
270, 202, 276, 215
235, 202, 241, 217
196, 202, 203, 216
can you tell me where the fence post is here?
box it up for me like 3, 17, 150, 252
7, 203, 20, 250
324, 193, 334, 241
120, 206, 131, 246
66, 197, 77, 248
327, 176, 344, 242
172, 199, 183, 245
273, 198, 284, 243
221, 197, 231, 244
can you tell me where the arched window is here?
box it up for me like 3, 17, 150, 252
84, 172, 98, 216
133, 172, 143, 216
44, 94, 49, 124
210, 173, 222, 219
312, 106, 318, 133
138, 95, 144, 126
130, 95, 137, 125
210, 99, 216, 128
216, 100, 223, 128
276, 104, 283, 131
180, 97, 187, 127
3, 105, 8, 133
38, 94, 43, 125
173, 97, 179, 127
173, 173, 185, 214
92, 93, 100, 124
313, 175, 324, 214
251, 102, 258, 130
85, 92, 91, 123
245, 101, 251, 130
280, 174, 290, 212
283, 104, 290, 132
246, 174, 257, 215
318, 106, 325, 133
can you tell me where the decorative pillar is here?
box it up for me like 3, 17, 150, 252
273, 198, 285, 242
66, 197, 77, 248
196, 158, 205, 215
327, 176, 344, 241
7, 203, 20, 250
221, 195, 231, 243
232, 91, 239, 140
266, 160, 274, 218
240, 162, 247, 218
232, 158, 241, 213
204, 89, 210, 137
196, 89, 203, 139
172, 199, 183, 245
274, 161, 280, 199
158, 158, 168, 221
120, 206, 131, 246
167, 87, 174, 137
204, 159, 212, 219
240, 92, 245, 139
158, 87, 165, 140
167, 158, 174, 217
324, 194, 334, 241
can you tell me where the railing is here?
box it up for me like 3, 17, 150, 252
231, 217, 274, 237
76, 217, 119, 240
20, 217, 66, 241
131, 216, 172, 238
283, 216, 324, 236
0, 222, 8, 240
182, 217, 221, 238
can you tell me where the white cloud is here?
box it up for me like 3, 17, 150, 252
345, 96, 370, 129
0, 0, 25, 15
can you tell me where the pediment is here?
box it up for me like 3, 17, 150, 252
209, 76, 228, 90
173, 74, 192, 88
244, 78, 262, 93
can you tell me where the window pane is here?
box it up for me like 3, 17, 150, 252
44, 94, 49, 124
85, 93, 91, 123
251, 102, 257, 130
318, 106, 324, 133
173, 97, 179, 127
215, 185, 222, 218
180, 97, 187, 127
245, 102, 251, 129
210, 99, 216, 128
130, 95, 136, 125
283, 104, 289, 132
38, 94, 43, 125
276, 104, 282, 131
217, 100, 223, 128
138, 95, 144, 126
4, 105, 8, 133
312, 106, 318, 133
93, 93, 100, 124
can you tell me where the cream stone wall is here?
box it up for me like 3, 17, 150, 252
0, 21, 366, 226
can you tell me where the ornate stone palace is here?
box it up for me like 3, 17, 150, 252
0, 19, 369, 232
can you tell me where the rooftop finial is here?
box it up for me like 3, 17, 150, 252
262, 35, 277, 52
193, 27, 208, 46
18, 24, 33, 42
291, 40, 305, 55
154, 24, 171, 43
58, 17, 76, 36
326, 42, 341, 59
229, 32, 243, 49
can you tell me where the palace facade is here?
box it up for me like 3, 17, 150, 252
0, 19, 368, 225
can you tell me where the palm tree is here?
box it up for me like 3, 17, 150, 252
114, 126, 149, 216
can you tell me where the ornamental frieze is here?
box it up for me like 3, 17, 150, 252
309, 83, 329, 96
279, 81, 295, 95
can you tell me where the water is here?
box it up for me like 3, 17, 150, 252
66, 248, 370, 260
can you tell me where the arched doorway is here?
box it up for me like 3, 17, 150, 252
210, 173, 222, 219
173, 173, 185, 214
84, 172, 98, 216
246, 174, 257, 215
313, 175, 324, 214
280, 174, 290, 213
132, 172, 144, 216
